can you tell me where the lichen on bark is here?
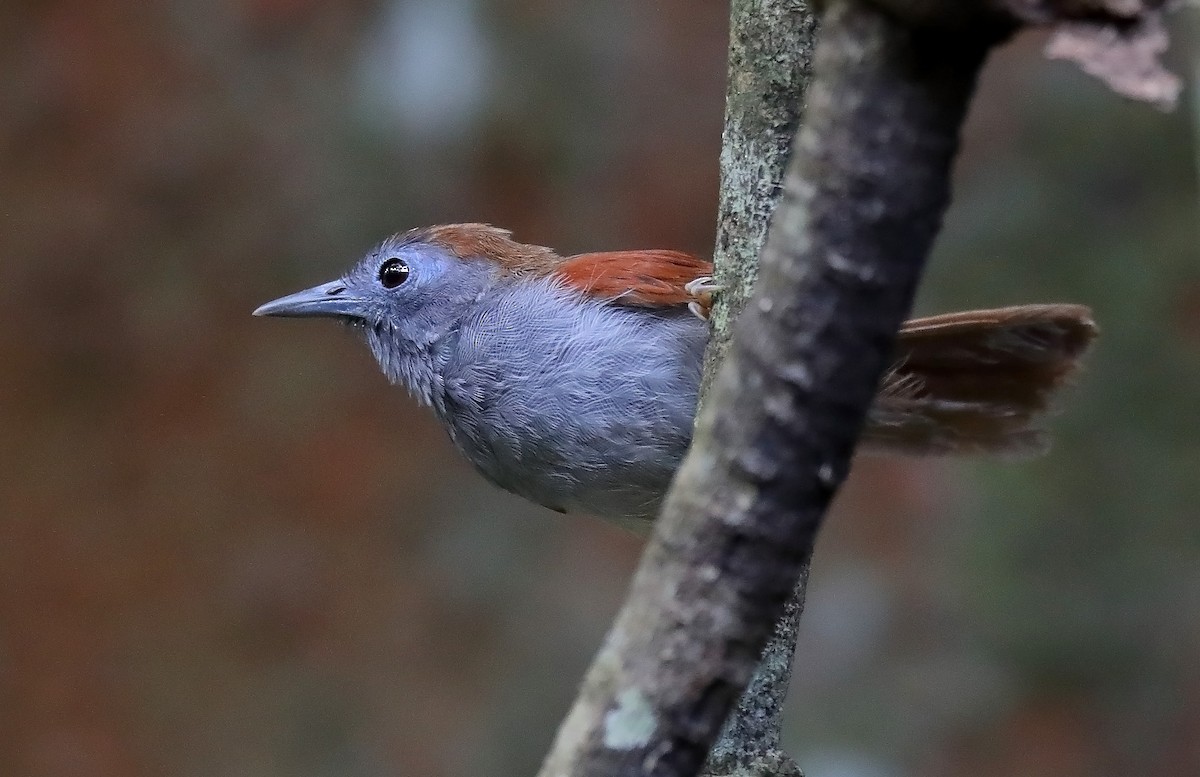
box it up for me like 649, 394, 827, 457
701, 3, 819, 775
704, 0, 819, 399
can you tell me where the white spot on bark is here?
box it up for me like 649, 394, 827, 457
827, 250, 876, 282
603, 688, 657, 750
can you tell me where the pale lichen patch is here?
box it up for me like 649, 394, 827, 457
602, 688, 657, 750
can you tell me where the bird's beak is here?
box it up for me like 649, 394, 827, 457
253, 281, 364, 319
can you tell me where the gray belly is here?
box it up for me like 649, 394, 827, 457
436, 281, 707, 528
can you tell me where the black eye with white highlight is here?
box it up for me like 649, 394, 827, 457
378, 258, 410, 289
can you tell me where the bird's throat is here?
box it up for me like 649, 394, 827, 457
362, 323, 445, 408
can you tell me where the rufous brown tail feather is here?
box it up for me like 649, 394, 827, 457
863, 304, 1098, 456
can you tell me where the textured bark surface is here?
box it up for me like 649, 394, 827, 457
701, 4, 818, 775
536, 2, 995, 775
703, 572, 808, 777
867, 0, 1179, 107
702, 0, 819, 396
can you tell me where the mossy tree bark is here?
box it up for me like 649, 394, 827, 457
703, 0, 819, 391
702, 3, 817, 776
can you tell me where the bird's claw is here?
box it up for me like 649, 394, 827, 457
684, 276, 723, 297
684, 276, 723, 321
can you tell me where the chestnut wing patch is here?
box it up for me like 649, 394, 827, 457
556, 250, 713, 309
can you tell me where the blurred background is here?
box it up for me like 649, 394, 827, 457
1, 2, 1198, 776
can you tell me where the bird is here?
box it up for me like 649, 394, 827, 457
254, 223, 1097, 531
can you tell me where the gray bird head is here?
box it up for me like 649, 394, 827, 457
254, 232, 499, 403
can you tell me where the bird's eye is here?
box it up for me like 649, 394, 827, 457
378, 258, 410, 289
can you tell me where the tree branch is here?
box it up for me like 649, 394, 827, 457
867, 0, 1181, 107
703, 565, 808, 777
536, 0, 1176, 775
537, 3, 997, 775
703, 0, 819, 395
702, 2, 817, 775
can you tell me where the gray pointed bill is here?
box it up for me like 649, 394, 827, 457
253, 281, 363, 318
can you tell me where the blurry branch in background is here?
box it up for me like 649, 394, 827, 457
536, 2, 1179, 777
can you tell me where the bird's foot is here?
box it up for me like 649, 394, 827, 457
685, 276, 723, 321
684, 276, 723, 297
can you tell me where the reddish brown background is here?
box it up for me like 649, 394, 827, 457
1, 2, 1199, 776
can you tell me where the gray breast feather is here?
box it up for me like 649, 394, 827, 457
438, 278, 707, 524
